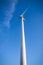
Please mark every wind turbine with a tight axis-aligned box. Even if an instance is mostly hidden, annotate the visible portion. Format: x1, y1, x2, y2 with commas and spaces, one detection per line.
20, 8, 28, 65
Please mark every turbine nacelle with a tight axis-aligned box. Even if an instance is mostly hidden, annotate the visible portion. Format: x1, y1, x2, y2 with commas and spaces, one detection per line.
19, 15, 25, 22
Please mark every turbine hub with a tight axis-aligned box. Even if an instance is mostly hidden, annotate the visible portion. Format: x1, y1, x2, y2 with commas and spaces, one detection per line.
19, 15, 25, 22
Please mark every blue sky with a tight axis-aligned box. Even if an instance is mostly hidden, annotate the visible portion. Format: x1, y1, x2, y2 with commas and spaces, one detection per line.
0, 0, 43, 65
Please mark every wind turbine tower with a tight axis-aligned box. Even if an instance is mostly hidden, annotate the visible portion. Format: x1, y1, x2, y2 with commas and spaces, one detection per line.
20, 9, 27, 65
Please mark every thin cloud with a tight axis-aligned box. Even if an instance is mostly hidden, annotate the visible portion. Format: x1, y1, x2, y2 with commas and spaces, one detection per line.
3, 0, 17, 28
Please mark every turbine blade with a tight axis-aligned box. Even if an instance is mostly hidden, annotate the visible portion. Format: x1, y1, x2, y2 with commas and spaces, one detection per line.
22, 8, 28, 16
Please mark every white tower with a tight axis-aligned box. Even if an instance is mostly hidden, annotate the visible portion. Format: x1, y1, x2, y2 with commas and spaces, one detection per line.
20, 9, 27, 65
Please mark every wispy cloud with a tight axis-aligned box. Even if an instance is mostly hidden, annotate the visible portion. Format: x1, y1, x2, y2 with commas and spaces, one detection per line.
2, 0, 17, 28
